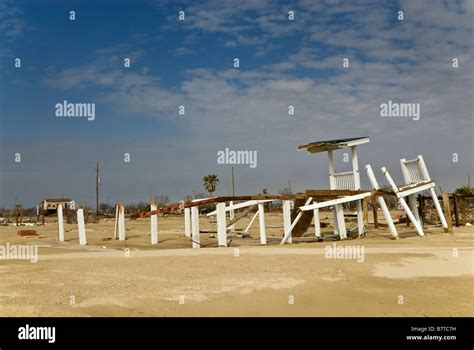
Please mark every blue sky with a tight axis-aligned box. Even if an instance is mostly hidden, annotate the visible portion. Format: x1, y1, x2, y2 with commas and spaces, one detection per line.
0, 0, 473, 208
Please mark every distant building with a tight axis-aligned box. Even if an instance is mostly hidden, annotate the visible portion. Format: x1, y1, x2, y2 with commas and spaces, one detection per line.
41, 198, 75, 215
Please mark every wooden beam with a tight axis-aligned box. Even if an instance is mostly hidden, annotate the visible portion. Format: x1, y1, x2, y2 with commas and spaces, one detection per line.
207, 199, 273, 216
418, 194, 425, 228
362, 198, 369, 224
453, 194, 460, 227
372, 199, 378, 229
280, 197, 313, 245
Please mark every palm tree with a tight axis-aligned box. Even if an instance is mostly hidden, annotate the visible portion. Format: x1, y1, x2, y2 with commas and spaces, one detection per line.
203, 174, 219, 197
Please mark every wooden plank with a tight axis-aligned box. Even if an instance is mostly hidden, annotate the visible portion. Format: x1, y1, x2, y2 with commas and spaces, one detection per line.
418, 194, 425, 228
453, 195, 460, 227
17, 230, 37, 237
362, 198, 369, 224
207, 200, 273, 216
372, 199, 378, 229
290, 198, 314, 237
281, 197, 313, 244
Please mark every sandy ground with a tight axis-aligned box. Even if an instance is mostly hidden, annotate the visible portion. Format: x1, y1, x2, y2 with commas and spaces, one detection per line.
0, 211, 473, 316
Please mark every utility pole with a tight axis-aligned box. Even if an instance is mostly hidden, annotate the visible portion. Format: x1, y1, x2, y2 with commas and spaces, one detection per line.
288, 179, 292, 194
96, 162, 99, 217
231, 166, 235, 196
468, 173, 471, 188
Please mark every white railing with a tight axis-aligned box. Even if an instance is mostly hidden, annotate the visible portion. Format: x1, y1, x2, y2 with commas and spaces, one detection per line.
402, 159, 425, 184
333, 171, 355, 190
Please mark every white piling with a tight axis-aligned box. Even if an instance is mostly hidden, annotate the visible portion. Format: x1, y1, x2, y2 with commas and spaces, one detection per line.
118, 204, 126, 241
217, 202, 227, 247
365, 164, 399, 238
258, 203, 267, 245
313, 206, 321, 238
351, 146, 365, 236
335, 205, 347, 239
429, 188, 448, 229
418, 155, 448, 229
282, 200, 292, 243
57, 204, 64, 242
150, 201, 158, 244
113, 205, 119, 239
77, 208, 87, 245
382, 167, 424, 236
191, 206, 200, 248
328, 150, 340, 235
184, 207, 191, 238
229, 201, 235, 231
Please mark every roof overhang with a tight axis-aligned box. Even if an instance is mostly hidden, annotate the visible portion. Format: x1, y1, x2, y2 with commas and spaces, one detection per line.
297, 137, 370, 154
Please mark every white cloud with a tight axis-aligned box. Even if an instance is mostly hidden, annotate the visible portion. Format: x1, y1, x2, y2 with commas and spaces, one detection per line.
24, 0, 473, 205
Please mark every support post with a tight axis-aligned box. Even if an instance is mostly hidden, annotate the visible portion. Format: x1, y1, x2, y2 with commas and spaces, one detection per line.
313, 206, 321, 238
351, 146, 364, 236
184, 207, 191, 238
57, 204, 64, 242
114, 205, 119, 239
229, 201, 235, 231
418, 194, 425, 228
372, 199, 379, 229
282, 200, 292, 243
336, 205, 347, 239
328, 151, 339, 235
441, 191, 453, 232
382, 167, 424, 236
430, 188, 449, 231
150, 200, 158, 244
258, 203, 267, 245
365, 165, 398, 238
191, 206, 200, 248
362, 198, 369, 224
216, 202, 227, 247
118, 204, 126, 241
77, 208, 87, 245
400, 159, 421, 226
